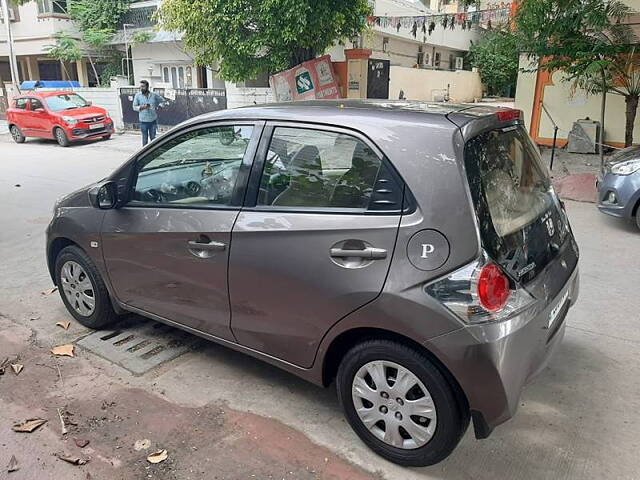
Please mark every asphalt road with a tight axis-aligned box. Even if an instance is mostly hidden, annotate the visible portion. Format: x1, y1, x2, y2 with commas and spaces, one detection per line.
1, 133, 639, 479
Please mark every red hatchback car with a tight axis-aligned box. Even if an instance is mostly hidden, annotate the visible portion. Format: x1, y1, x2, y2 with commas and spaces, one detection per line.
7, 91, 114, 147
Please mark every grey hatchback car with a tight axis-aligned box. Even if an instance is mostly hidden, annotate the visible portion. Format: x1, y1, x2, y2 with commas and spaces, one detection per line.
597, 145, 640, 229
47, 100, 579, 466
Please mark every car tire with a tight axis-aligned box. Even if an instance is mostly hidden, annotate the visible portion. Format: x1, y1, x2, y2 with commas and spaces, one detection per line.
54, 245, 118, 329
636, 207, 640, 231
54, 127, 70, 147
336, 339, 469, 467
10, 125, 26, 143
102, 134, 112, 141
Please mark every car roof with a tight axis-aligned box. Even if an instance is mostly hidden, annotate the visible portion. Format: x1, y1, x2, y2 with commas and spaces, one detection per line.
17, 90, 79, 98
192, 99, 511, 130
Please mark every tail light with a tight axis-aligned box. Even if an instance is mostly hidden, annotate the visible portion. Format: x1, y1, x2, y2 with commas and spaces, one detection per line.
477, 264, 510, 311
425, 253, 537, 325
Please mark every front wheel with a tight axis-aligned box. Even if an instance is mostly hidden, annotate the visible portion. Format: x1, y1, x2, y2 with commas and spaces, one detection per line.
636, 207, 640, 231
102, 134, 112, 141
336, 340, 469, 466
54, 245, 118, 329
54, 127, 70, 147
10, 125, 26, 143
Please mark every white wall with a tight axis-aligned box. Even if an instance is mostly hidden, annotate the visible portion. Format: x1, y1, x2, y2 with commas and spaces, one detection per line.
225, 83, 275, 109
0, 2, 79, 56
389, 65, 483, 102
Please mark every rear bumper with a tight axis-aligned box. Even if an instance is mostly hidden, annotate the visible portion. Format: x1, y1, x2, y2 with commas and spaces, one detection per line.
427, 265, 580, 438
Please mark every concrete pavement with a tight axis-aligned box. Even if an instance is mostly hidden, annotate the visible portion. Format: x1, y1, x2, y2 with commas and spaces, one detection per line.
1, 133, 639, 479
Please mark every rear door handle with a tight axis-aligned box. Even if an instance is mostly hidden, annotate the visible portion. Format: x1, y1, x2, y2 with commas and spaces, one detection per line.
330, 247, 387, 259
187, 240, 226, 251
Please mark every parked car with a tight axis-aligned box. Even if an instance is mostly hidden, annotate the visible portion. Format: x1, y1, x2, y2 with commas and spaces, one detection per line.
7, 91, 114, 147
597, 145, 640, 230
46, 101, 579, 466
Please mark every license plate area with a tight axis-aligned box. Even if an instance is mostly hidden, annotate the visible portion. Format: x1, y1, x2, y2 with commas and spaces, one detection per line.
89, 123, 104, 130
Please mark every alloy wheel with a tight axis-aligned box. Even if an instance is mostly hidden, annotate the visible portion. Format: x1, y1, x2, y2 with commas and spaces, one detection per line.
11, 126, 22, 142
352, 360, 437, 449
60, 261, 95, 317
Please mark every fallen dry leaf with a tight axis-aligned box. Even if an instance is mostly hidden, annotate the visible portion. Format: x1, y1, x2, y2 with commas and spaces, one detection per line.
12, 418, 47, 433
55, 453, 88, 465
7, 455, 18, 473
41, 287, 58, 295
134, 439, 151, 451
147, 449, 168, 464
10, 364, 23, 375
74, 438, 90, 448
51, 345, 74, 357
56, 321, 71, 330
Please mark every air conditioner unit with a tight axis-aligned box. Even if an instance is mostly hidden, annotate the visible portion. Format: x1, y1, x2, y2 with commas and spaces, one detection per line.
455, 57, 464, 70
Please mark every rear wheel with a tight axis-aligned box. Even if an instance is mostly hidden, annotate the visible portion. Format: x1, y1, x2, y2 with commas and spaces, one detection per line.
336, 340, 469, 466
54, 245, 118, 329
10, 125, 25, 143
54, 127, 70, 147
636, 207, 640, 231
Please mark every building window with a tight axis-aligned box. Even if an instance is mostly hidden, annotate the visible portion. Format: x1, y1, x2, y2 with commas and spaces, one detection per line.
434, 52, 441, 68
417, 46, 424, 65
161, 64, 193, 89
382, 37, 389, 53
449, 54, 455, 71
37, 0, 67, 15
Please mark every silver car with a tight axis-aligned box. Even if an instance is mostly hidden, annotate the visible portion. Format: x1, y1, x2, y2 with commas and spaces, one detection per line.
46, 101, 579, 466
597, 146, 640, 229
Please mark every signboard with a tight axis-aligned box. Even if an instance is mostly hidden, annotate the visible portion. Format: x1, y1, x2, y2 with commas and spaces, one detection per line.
270, 55, 342, 102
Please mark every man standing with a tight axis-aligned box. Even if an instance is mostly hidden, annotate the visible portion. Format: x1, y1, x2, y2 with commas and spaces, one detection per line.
132, 80, 164, 146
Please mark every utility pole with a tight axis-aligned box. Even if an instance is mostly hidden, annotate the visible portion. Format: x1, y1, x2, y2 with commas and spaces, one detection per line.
1, 0, 20, 92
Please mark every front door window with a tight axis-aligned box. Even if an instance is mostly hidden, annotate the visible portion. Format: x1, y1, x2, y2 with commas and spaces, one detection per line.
131, 125, 253, 207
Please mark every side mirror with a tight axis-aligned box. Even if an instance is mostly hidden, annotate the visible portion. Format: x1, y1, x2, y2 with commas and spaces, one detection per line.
86, 101, 93, 106
88, 181, 118, 209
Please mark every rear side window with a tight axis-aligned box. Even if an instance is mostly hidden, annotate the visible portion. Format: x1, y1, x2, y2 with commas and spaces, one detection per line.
14, 98, 27, 109
465, 126, 568, 281
257, 127, 399, 211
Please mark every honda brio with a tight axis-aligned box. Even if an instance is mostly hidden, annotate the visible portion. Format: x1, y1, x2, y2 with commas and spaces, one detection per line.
46, 100, 579, 466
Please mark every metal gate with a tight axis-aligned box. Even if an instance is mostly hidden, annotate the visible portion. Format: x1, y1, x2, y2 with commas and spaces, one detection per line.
119, 87, 227, 130
367, 59, 390, 100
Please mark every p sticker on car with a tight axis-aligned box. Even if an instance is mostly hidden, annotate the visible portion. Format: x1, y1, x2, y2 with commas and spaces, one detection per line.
407, 230, 450, 271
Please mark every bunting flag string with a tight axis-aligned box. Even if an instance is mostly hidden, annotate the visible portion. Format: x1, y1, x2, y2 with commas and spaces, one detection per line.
367, 7, 511, 37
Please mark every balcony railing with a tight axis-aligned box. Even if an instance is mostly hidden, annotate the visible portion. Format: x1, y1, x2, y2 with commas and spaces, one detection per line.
117, 6, 157, 29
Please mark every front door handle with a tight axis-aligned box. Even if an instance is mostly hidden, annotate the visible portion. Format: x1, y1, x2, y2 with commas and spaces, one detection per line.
188, 240, 226, 251
330, 247, 387, 259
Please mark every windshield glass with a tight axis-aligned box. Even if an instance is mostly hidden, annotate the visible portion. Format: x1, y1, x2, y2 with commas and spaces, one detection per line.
44, 93, 88, 112
465, 126, 569, 282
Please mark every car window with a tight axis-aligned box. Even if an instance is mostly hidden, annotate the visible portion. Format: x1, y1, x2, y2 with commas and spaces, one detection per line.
44, 93, 88, 112
15, 98, 27, 109
131, 125, 253, 207
30, 98, 44, 110
257, 127, 382, 210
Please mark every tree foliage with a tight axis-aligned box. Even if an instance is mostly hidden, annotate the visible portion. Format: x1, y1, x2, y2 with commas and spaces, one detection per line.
67, 0, 130, 32
514, 0, 639, 146
468, 28, 519, 96
156, 0, 371, 82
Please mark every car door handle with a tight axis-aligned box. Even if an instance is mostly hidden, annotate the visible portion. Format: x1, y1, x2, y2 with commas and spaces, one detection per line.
330, 247, 387, 259
187, 240, 226, 251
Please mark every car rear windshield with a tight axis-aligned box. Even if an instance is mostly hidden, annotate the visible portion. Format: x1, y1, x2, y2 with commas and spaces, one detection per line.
464, 125, 568, 282
45, 93, 88, 112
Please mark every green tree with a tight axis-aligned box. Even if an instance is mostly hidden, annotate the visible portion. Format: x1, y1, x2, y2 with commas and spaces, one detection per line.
156, 0, 371, 82
82, 28, 113, 86
514, 0, 638, 153
67, 0, 130, 32
45, 32, 82, 80
468, 28, 519, 96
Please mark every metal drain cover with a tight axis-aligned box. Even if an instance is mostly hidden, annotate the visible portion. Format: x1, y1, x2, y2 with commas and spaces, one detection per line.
77, 317, 200, 375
